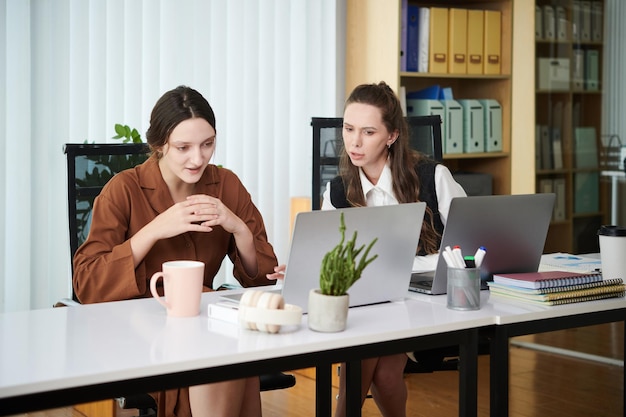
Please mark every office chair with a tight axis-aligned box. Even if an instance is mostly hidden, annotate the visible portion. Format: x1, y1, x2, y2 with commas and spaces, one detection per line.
311, 115, 444, 210
61, 143, 296, 417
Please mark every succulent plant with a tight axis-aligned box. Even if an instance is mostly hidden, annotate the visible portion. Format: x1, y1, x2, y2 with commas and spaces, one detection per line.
319, 212, 378, 296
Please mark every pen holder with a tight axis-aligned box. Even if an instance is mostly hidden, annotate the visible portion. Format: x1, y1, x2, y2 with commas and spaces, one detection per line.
446, 267, 481, 311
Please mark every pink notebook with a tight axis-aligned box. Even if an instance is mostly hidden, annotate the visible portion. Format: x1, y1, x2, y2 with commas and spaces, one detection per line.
492, 270, 603, 289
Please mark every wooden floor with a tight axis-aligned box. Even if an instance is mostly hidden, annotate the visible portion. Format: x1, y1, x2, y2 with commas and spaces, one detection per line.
10, 323, 624, 417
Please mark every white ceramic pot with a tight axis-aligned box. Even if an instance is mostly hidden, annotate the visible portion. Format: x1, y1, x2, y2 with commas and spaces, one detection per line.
307, 289, 349, 332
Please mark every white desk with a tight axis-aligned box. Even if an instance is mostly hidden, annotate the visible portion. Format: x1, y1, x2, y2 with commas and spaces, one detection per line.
486, 294, 626, 417
0, 291, 493, 417
408, 290, 626, 417
4, 288, 623, 417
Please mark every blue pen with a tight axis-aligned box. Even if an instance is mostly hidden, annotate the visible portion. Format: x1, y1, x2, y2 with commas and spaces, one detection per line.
474, 246, 486, 268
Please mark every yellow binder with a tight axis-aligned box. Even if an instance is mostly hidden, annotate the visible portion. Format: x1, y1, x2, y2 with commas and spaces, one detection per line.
429, 7, 448, 74
483, 10, 501, 74
448, 8, 467, 74
466, 9, 484, 75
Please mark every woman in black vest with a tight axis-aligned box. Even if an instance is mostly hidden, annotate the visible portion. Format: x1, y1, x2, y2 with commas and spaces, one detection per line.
325, 82, 466, 417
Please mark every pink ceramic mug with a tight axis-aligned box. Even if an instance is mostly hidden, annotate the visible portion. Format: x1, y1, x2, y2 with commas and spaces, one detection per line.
150, 260, 205, 317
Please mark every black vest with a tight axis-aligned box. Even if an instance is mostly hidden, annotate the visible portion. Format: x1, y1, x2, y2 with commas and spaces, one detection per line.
328, 161, 444, 255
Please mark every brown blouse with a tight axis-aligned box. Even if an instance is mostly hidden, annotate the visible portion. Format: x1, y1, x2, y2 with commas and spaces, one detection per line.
73, 156, 277, 417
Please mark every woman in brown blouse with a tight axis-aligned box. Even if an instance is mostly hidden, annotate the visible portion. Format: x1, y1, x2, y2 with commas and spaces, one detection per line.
73, 85, 279, 417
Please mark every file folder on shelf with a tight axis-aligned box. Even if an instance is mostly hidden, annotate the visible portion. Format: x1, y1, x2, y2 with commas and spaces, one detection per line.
448, 8, 467, 74
572, 49, 585, 91
407, 85, 441, 100
591, 1, 603, 42
580, 1, 592, 42
406, 99, 445, 127
574, 172, 599, 213
574, 127, 599, 168
405, 4, 419, 72
441, 99, 463, 154
418, 7, 430, 72
467, 9, 484, 75
542, 5, 556, 41
538, 58, 570, 90
401, 0, 407, 71
572, 0, 582, 42
585, 49, 599, 91
459, 100, 485, 153
429, 7, 448, 74
535, 6, 543, 40
553, 177, 566, 221
483, 10, 501, 75
556, 6, 568, 41
479, 99, 503, 152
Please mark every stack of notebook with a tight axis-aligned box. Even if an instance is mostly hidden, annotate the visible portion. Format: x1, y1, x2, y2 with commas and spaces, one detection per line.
487, 270, 625, 306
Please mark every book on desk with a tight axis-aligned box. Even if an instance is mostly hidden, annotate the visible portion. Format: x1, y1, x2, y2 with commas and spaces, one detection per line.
488, 278, 625, 306
492, 270, 603, 289
489, 269, 625, 306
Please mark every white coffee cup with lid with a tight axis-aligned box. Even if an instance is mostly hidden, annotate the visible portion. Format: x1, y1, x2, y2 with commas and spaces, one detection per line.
597, 225, 626, 280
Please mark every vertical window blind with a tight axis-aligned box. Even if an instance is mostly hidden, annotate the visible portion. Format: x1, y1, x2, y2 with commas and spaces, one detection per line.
0, 0, 343, 312
603, 1, 626, 144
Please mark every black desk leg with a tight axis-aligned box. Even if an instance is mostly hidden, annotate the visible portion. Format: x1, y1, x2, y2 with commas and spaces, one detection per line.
345, 360, 362, 417
459, 328, 478, 417
490, 326, 510, 417
316, 364, 332, 417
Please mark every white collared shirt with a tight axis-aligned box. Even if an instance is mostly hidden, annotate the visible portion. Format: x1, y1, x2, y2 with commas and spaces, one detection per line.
359, 161, 398, 206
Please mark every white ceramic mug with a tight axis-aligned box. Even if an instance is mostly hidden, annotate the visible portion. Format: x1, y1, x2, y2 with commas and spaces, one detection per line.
150, 260, 205, 317
597, 225, 626, 280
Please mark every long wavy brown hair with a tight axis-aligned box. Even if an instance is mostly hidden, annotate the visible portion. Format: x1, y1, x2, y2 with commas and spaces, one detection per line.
339, 81, 440, 254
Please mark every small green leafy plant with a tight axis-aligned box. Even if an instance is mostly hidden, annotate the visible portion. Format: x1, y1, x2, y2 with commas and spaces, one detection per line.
319, 212, 378, 296
74, 124, 148, 244
112, 123, 143, 143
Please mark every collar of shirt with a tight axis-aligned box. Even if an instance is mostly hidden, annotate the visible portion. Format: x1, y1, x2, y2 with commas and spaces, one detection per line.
359, 160, 398, 206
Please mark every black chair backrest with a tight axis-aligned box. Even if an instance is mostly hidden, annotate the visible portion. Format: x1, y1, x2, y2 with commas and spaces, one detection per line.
64, 143, 150, 278
311, 114, 443, 210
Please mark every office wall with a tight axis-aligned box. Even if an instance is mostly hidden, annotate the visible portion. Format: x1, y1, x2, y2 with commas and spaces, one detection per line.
0, 0, 343, 312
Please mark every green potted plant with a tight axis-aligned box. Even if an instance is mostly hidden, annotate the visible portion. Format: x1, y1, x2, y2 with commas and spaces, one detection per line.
308, 212, 378, 332
74, 125, 148, 243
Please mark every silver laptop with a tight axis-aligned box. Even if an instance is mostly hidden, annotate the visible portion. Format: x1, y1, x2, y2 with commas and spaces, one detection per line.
410, 193, 556, 295
281, 203, 425, 312
223, 203, 426, 312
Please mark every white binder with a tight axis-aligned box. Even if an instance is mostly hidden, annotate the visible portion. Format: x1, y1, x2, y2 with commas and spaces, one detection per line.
591, 1, 603, 42
406, 99, 445, 122
572, 49, 585, 91
581, 1, 592, 42
556, 6, 568, 41
479, 99, 502, 152
459, 100, 485, 153
542, 5, 556, 41
572, 1, 582, 42
441, 100, 463, 154
535, 6, 543, 40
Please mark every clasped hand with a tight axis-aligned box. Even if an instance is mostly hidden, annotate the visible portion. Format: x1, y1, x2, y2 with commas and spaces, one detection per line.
151, 194, 246, 240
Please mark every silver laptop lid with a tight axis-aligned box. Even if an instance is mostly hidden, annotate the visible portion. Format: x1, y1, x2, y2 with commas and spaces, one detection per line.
425, 193, 556, 295
282, 203, 426, 313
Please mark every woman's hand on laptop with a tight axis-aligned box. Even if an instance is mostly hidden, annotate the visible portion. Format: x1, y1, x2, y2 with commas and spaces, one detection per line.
266, 264, 286, 281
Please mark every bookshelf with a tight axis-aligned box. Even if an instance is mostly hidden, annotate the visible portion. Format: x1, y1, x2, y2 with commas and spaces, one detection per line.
345, 0, 534, 199
535, 0, 608, 254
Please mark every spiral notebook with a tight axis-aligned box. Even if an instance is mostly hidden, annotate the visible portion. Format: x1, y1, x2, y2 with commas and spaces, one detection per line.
492, 270, 604, 289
